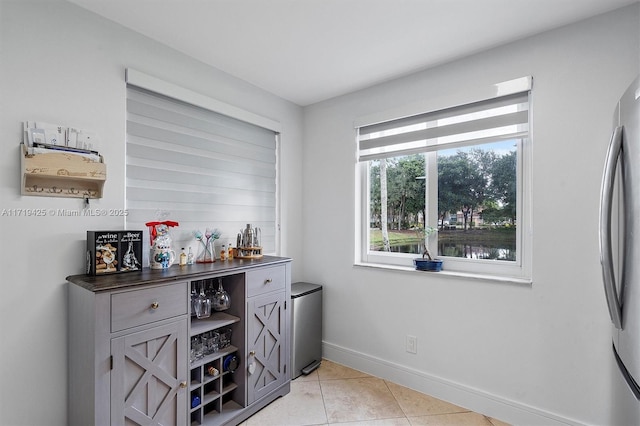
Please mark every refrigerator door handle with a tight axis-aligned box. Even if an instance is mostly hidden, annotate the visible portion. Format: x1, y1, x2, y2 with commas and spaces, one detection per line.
600, 125, 624, 330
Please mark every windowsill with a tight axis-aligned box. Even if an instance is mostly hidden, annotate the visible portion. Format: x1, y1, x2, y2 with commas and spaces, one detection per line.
353, 261, 532, 286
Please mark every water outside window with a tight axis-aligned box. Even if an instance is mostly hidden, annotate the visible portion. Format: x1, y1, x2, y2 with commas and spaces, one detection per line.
368, 140, 518, 261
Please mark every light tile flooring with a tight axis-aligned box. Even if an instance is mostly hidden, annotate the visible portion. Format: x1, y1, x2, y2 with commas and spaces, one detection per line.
240, 359, 511, 426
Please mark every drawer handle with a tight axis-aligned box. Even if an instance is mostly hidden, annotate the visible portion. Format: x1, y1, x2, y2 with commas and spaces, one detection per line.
179, 381, 187, 389
150, 302, 159, 310
264, 278, 272, 285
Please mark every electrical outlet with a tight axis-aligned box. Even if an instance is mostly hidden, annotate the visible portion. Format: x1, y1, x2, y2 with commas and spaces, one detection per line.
406, 335, 417, 354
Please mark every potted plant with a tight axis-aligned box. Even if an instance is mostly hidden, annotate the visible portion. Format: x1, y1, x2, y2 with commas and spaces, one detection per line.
413, 226, 443, 272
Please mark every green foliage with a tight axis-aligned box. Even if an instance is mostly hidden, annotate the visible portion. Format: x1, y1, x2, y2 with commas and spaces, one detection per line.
369, 145, 517, 232
369, 155, 425, 229
490, 150, 517, 223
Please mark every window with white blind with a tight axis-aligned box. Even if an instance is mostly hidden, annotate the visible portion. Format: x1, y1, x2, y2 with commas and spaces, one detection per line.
355, 77, 532, 281
125, 71, 279, 263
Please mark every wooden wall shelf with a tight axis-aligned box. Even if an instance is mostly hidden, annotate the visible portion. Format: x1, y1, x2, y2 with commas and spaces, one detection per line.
20, 143, 106, 199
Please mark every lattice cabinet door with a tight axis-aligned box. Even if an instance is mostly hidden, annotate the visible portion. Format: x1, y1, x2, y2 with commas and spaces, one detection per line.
247, 291, 287, 404
111, 319, 188, 426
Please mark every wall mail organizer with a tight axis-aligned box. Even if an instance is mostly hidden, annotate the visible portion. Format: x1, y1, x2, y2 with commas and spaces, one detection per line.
20, 143, 106, 199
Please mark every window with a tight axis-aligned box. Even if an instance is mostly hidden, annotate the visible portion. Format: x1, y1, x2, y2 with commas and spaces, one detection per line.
124, 70, 280, 264
356, 78, 532, 280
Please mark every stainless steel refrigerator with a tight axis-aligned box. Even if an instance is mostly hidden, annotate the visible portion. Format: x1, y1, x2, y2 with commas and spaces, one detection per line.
600, 75, 640, 424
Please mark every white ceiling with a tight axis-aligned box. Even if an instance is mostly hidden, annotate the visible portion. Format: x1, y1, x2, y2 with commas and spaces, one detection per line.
68, 0, 638, 106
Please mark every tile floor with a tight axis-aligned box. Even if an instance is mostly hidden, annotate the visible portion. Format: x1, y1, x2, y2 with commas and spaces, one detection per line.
240, 359, 511, 426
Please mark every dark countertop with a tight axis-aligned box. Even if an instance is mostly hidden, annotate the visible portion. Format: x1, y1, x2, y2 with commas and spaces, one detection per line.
67, 255, 291, 292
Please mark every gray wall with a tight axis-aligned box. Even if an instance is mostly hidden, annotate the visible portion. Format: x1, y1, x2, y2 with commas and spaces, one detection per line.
2, 0, 639, 425
0, 1, 303, 425
302, 4, 639, 425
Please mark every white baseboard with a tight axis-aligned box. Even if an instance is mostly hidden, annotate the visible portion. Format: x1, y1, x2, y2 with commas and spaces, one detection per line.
322, 341, 584, 426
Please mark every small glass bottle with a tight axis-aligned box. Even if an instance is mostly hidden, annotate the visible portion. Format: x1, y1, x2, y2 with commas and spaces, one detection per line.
179, 248, 187, 266
187, 246, 194, 265
220, 244, 227, 261
228, 244, 234, 260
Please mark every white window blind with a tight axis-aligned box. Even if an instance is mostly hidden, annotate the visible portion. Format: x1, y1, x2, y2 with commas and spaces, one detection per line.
358, 91, 529, 161
125, 85, 278, 257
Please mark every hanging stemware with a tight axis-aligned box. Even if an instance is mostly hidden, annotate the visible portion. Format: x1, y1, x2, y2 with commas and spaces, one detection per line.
195, 282, 211, 319
213, 278, 230, 311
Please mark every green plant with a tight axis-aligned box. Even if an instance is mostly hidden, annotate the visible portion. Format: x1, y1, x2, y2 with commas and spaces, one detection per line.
415, 225, 438, 260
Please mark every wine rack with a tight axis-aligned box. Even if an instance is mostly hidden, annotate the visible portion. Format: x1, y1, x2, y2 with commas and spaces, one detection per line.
189, 274, 246, 425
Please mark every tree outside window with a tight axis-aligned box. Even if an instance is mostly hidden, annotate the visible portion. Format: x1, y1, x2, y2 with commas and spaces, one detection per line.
356, 79, 531, 278
368, 140, 517, 261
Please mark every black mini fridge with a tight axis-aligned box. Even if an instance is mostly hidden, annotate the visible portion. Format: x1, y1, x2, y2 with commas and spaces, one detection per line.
291, 282, 323, 379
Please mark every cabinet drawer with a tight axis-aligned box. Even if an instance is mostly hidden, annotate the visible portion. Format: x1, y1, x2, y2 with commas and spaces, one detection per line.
246, 265, 285, 297
111, 282, 188, 332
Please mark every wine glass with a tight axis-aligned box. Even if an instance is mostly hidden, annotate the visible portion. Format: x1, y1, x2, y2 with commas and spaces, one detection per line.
190, 284, 198, 316
213, 278, 230, 311
195, 282, 211, 319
